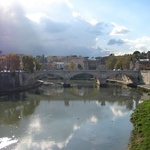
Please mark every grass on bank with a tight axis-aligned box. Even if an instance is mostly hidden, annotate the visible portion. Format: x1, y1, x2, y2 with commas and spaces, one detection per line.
129, 100, 150, 150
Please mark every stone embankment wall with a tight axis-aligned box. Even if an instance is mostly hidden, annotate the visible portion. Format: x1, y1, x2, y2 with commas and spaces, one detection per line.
0, 72, 35, 90
121, 70, 150, 85
140, 70, 150, 85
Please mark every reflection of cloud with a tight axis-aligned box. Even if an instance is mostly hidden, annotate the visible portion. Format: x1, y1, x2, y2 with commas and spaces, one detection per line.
0, 137, 18, 149
28, 115, 41, 134
13, 114, 76, 150
110, 105, 127, 119
73, 124, 80, 131
89, 116, 98, 124
14, 134, 74, 150
95, 101, 101, 107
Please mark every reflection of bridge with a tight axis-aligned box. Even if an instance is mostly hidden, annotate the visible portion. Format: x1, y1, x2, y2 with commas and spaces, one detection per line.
34, 70, 140, 87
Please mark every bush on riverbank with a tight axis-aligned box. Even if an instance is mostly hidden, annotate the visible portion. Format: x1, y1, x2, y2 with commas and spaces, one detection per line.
129, 100, 150, 150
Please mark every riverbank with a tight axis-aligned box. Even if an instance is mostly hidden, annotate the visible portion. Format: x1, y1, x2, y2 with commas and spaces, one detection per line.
107, 79, 150, 91
128, 100, 150, 150
137, 85, 150, 95
107, 79, 150, 149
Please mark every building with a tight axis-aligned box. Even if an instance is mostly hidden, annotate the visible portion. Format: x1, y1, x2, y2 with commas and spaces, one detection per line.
139, 59, 150, 70
44, 55, 86, 70
147, 51, 150, 59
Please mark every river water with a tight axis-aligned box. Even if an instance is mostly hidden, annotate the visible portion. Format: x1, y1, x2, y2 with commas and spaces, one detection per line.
0, 81, 150, 150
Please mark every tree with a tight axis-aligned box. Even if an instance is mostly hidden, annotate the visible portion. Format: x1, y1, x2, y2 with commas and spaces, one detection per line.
0, 56, 6, 70
22, 55, 42, 72
114, 56, 123, 69
133, 51, 140, 55
77, 64, 83, 70
109, 53, 115, 56
68, 62, 76, 70
133, 51, 140, 60
33, 58, 42, 70
4, 53, 20, 71
105, 55, 117, 70
22, 55, 35, 73
122, 55, 132, 70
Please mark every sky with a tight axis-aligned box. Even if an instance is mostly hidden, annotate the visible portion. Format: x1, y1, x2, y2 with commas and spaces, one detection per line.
0, 0, 150, 57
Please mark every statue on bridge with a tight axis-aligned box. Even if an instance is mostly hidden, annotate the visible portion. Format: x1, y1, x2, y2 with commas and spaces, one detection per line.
130, 60, 140, 70
135, 60, 140, 70
130, 61, 134, 70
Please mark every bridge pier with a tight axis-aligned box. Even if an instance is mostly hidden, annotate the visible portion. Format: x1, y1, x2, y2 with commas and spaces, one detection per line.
94, 77, 100, 87
100, 78, 107, 87
63, 78, 71, 88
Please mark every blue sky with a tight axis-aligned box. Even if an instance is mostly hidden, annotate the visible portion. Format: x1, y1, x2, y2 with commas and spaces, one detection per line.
0, 0, 150, 57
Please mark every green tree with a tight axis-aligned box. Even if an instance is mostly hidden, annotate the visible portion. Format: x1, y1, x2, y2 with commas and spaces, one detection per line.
68, 62, 76, 70
122, 55, 132, 70
114, 56, 123, 69
133, 51, 140, 60
22, 55, 34, 73
105, 55, 117, 70
33, 58, 42, 70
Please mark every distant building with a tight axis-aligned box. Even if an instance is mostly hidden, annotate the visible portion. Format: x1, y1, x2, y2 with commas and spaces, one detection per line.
55, 62, 65, 70
45, 55, 86, 70
147, 51, 150, 59
139, 59, 150, 70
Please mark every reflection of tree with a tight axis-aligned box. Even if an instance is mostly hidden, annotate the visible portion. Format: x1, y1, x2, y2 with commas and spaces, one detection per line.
38, 83, 143, 110
0, 93, 40, 125
64, 100, 69, 106
69, 85, 99, 98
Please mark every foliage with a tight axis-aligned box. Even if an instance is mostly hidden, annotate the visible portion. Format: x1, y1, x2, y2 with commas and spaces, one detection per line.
133, 51, 140, 55
68, 62, 76, 70
22, 55, 41, 73
0, 53, 20, 71
135, 51, 148, 59
105, 55, 117, 70
22, 55, 35, 73
122, 55, 132, 70
105, 53, 137, 70
34, 58, 42, 70
77, 64, 83, 70
129, 100, 150, 150
114, 56, 123, 69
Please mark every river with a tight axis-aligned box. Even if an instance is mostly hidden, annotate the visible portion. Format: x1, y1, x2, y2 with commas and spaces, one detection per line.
0, 81, 150, 150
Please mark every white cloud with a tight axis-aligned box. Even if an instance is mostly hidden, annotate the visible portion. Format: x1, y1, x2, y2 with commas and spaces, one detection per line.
0, 0, 112, 57
123, 36, 150, 53
110, 22, 131, 35
26, 13, 48, 23
128, 36, 150, 44
86, 18, 98, 26
72, 11, 81, 17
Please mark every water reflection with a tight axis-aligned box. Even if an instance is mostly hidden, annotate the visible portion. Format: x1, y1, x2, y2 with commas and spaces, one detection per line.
0, 83, 150, 150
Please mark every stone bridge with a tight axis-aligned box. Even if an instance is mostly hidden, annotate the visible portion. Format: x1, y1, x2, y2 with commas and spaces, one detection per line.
34, 70, 141, 87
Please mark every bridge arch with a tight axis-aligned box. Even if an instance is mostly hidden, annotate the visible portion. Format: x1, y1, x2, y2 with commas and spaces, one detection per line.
35, 72, 64, 80
69, 72, 98, 79
105, 71, 139, 84
33, 70, 140, 87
